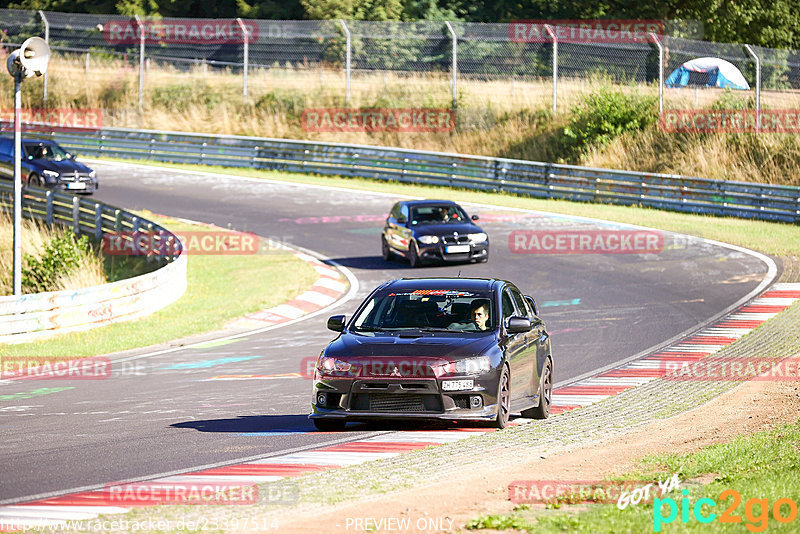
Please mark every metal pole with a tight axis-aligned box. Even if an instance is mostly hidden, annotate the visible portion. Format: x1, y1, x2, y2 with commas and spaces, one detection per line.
544, 25, 557, 114
237, 18, 249, 103
13, 74, 22, 296
135, 15, 145, 113
445, 21, 457, 109
649, 32, 664, 115
339, 20, 351, 105
744, 44, 761, 133
38, 10, 49, 104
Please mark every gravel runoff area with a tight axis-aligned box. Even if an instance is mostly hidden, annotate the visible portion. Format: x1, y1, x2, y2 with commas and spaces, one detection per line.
86, 268, 800, 534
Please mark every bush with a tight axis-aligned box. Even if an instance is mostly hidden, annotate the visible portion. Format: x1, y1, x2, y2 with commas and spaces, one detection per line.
22, 232, 91, 293
561, 86, 657, 157
711, 88, 755, 111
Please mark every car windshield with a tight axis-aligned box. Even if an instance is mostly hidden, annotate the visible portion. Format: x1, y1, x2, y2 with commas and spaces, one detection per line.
409, 205, 466, 225
24, 143, 70, 161
352, 289, 495, 333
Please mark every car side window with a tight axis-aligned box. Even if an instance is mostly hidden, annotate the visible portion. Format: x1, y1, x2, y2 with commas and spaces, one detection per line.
509, 286, 527, 317
389, 203, 401, 220
399, 204, 409, 222
522, 297, 536, 319
501, 289, 516, 324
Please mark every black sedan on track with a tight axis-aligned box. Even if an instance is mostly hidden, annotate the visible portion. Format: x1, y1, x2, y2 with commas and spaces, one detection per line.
381, 199, 489, 267
309, 277, 553, 430
0, 137, 98, 194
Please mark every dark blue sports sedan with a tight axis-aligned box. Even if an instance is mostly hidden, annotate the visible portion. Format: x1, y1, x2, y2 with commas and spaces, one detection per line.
381, 199, 489, 267
309, 277, 553, 430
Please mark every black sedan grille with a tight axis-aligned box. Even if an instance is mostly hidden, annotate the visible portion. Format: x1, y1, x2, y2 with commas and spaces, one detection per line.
442, 235, 470, 244
61, 172, 93, 182
351, 393, 443, 413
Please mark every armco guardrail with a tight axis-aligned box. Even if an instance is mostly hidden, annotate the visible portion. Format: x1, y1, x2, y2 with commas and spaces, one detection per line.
20, 126, 800, 224
0, 182, 187, 344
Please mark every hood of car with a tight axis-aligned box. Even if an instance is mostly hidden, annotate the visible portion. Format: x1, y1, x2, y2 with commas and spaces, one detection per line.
326, 332, 495, 360
410, 222, 482, 237
33, 159, 92, 175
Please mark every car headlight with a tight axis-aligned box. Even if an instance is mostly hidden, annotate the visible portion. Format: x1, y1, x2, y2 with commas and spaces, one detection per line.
42, 170, 59, 179
455, 356, 491, 375
418, 235, 439, 244
89, 170, 96, 179
318, 356, 358, 377
467, 232, 488, 244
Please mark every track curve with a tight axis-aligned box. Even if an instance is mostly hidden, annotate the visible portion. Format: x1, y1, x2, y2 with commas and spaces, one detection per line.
0, 161, 775, 503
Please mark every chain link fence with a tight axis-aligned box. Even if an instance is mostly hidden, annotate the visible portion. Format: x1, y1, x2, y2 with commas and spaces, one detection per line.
2, 9, 800, 116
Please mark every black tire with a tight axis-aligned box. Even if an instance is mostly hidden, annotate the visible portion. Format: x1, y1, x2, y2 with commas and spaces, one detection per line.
312, 418, 346, 431
27, 172, 42, 188
492, 365, 511, 429
523, 358, 552, 420
381, 235, 392, 261
408, 240, 421, 268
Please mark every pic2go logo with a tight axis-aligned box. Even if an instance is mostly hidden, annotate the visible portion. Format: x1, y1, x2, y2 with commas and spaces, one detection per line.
654, 489, 798, 532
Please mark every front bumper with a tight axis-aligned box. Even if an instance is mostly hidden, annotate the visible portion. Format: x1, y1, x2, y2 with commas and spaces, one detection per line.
310, 373, 500, 422
55, 179, 98, 194
417, 242, 489, 263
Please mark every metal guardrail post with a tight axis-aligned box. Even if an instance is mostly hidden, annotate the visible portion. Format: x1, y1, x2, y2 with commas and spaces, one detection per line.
236, 18, 249, 104
339, 20, 351, 106
134, 15, 145, 113
72, 196, 80, 235
46, 190, 53, 224
445, 22, 458, 110
38, 10, 49, 104
94, 204, 103, 239
649, 32, 664, 115
544, 25, 557, 115
744, 44, 761, 134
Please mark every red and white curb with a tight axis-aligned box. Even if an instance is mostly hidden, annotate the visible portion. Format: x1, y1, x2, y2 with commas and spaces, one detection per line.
0, 426, 538, 530
550, 282, 800, 414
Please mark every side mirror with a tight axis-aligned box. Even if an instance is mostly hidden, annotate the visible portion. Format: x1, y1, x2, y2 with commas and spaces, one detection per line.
471, 214, 480, 221
525, 295, 539, 316
506, 316, 532, 334
396, 217, 407, 226
69, 153, 77, 160
327, 315, 346, 332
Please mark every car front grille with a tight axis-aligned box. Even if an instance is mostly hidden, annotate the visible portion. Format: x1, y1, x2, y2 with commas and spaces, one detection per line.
442, 235, 470, 244
351, 393, 443, 413
61, 172, 93, 182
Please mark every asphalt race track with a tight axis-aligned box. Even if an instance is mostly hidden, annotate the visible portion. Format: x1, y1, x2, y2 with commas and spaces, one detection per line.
0, 161, 775, 503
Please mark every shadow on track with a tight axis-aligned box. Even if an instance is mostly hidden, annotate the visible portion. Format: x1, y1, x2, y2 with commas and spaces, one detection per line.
170, 415, 490, 433
327, 256, 475, 271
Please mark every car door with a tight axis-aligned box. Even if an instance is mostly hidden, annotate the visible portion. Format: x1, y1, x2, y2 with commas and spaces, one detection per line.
386, 203, 412, 253
0, 139, 14, 178
508, 285, 538, 400
501, 286, 532, 403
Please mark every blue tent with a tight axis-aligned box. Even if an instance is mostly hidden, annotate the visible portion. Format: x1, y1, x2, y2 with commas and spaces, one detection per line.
666, 57, 750, 90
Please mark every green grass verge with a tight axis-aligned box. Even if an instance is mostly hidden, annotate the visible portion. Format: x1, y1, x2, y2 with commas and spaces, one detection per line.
94, 157, 800, 259
0, 213, 318, 359
466, 419, 800, 533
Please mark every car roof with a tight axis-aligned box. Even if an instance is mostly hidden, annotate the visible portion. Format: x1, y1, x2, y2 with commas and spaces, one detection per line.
401, 199, 460, 208
379, 277, 505, 292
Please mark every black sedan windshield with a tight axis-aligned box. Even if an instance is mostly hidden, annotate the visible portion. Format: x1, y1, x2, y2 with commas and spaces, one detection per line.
410, 205, 467, 225
24, 143, 70, 161
352, 289, 495, 332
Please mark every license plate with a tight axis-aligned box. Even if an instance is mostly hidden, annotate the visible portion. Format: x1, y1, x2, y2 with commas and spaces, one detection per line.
445, 245, 470, 254
442, 379, 474, 391
67, 182, 86, 190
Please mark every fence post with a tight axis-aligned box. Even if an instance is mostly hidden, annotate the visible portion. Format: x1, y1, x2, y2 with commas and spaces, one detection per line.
744, 44, 761, 133
72, 196, 80, 235
94, 204, 103, 239
339, 19, 351, 105
649, 32, 664, 115
445, 22, 458, 110
46, 190, 53, 225
544, 25, 557, 115
38, 10, 49, 104
85, 51, 90, 74
236, 18, 249, 104
134, 15, 145, 113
